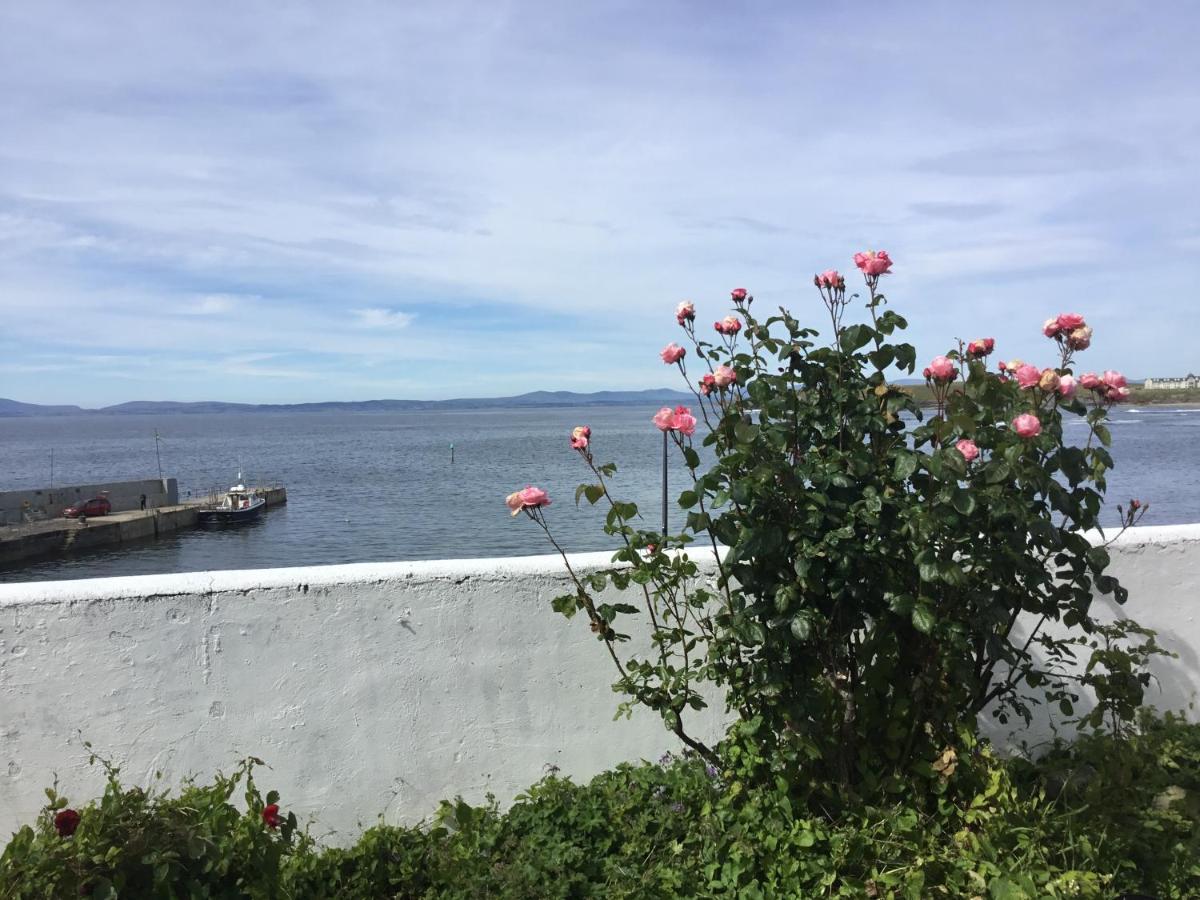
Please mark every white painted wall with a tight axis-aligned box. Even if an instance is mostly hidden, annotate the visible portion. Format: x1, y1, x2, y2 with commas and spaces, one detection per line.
0, 525, 1197, 843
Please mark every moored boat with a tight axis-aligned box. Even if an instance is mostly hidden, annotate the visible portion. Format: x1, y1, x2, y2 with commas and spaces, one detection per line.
197, 484, 266, 527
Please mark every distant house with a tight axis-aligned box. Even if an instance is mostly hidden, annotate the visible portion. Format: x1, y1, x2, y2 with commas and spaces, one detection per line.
1143, 374, 1199, 390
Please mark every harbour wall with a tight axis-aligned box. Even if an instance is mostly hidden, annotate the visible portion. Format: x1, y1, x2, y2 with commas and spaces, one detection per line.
0, 478, 179, 525
0, 486, 286, 567
0, 524, 1197, 842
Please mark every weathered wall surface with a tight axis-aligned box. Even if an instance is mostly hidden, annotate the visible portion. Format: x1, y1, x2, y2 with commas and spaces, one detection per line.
0, 525, 1196, 842
0, 478, 179, 524
0, 550, 727, 842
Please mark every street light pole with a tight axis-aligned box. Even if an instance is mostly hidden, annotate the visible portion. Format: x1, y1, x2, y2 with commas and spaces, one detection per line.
661, 430, 668, 536
154, 430, 163, 481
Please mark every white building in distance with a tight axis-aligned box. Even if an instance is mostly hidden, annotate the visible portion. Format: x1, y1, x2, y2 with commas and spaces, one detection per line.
1143, 373, 1199, 390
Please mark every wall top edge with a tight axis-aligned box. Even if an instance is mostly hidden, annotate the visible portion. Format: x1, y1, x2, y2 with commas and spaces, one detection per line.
0, 523, 1196, 607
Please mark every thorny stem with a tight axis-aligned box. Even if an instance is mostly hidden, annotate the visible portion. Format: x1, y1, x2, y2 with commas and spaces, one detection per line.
528, 509, 629, 681
579, 447, 715, 754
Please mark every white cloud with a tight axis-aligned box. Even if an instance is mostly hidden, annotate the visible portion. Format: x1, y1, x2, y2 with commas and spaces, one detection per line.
0, 1, 1197, 403
186, 293, 240, 315
351, 307, 414, 329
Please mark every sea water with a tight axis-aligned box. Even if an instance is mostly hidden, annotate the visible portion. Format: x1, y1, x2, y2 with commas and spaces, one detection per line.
1, 405, 1197, 582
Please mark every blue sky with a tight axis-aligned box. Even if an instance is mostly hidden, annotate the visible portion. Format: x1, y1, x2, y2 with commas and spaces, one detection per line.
1, 1, 1197, 406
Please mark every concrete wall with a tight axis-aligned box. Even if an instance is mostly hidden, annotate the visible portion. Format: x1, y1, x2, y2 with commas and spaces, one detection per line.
0, 526, 1197, 843
0, 478, 179, 525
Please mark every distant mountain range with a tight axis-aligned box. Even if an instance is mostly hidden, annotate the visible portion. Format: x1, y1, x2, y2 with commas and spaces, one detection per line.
0, 389, 696, 417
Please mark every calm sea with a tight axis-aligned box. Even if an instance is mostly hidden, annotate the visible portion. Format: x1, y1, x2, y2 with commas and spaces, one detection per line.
2, 405, 1197, 583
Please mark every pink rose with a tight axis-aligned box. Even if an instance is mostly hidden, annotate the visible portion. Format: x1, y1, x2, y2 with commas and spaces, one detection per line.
1038, 368, 1061, 392
1056, 312, 1086, 331
1042, 318, 1062, 338
1102, 370, 1127, 389
927, 355, 955, 382
1079, 372, 1102, 390
653, 407, 675, 431
966, 338, 995, 358
922, 367, 932, 379
518, 486, 550, 508
660, 343, 686, 365
675, 301, 695, 325
714, 316, 742, 335
1066, 325, 1092, 351
816, 269, 842, 288
1015, 364, 1041, 389
699, 373, 716, 396
955, 439, 980, 462
730, 288, 749, 304
1012, 414, 1042, 438
712, 364, 737, 388
854, 250, 892, 275
671, 405, 697, 436
570, 425, 591, 450
1106, 385, 1131, 403
508, 485, 550, 515
1057, 374, 1077, 398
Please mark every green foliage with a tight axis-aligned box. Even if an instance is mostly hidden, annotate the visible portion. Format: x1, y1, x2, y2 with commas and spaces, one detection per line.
0, 749, 301, 899
5, 716, 1199, 897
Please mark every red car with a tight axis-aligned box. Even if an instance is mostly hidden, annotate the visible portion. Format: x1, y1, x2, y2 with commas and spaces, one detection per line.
63, 497, 112, 518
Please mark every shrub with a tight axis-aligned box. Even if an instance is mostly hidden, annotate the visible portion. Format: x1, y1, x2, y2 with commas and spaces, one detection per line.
0, 749, 300, 899
511, 251, 1164, 810
4, 717, 1198, 898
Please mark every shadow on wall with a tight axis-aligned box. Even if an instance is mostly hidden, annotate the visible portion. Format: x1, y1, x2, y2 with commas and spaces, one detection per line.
979, 572, 1200, 756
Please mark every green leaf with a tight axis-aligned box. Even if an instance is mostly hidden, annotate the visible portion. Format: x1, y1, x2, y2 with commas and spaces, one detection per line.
734, 420, 758, 444
551, 594, 578, 617
894, 343, 917, 373
1086, 546, 1110, 571
951, 488, 976, 515
912, 604, 936, 634
1094, 424, 1112, 447
987, 876, 1027, 900
983, 461, 1011, 484
678, 489, 698, 509
893, 453, 918, 481
790, 614, 812, 641
868, 347, 894, 370
839, 324, 873, 353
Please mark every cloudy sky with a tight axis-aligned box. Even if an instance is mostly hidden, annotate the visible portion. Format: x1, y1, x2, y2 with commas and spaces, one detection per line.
2, 1, 1197, 406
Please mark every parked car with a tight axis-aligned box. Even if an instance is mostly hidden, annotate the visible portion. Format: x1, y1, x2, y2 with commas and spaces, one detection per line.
63, 497, 112, 518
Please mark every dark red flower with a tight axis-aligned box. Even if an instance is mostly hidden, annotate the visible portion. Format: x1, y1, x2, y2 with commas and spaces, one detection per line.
54, 809, 81, 837
261, 803, 283, 829
730, 287, 748, 303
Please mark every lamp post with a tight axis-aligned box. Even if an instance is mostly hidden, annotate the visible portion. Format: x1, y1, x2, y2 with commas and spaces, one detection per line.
661, 430, 668, 536
154, 430, 163, 481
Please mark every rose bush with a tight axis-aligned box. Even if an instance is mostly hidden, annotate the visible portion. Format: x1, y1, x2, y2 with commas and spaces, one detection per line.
514, 250, 1162, 808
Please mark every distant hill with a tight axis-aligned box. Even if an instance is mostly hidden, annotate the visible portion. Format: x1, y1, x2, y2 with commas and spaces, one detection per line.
0, 398, 86, 417
0, 389, 695, 417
